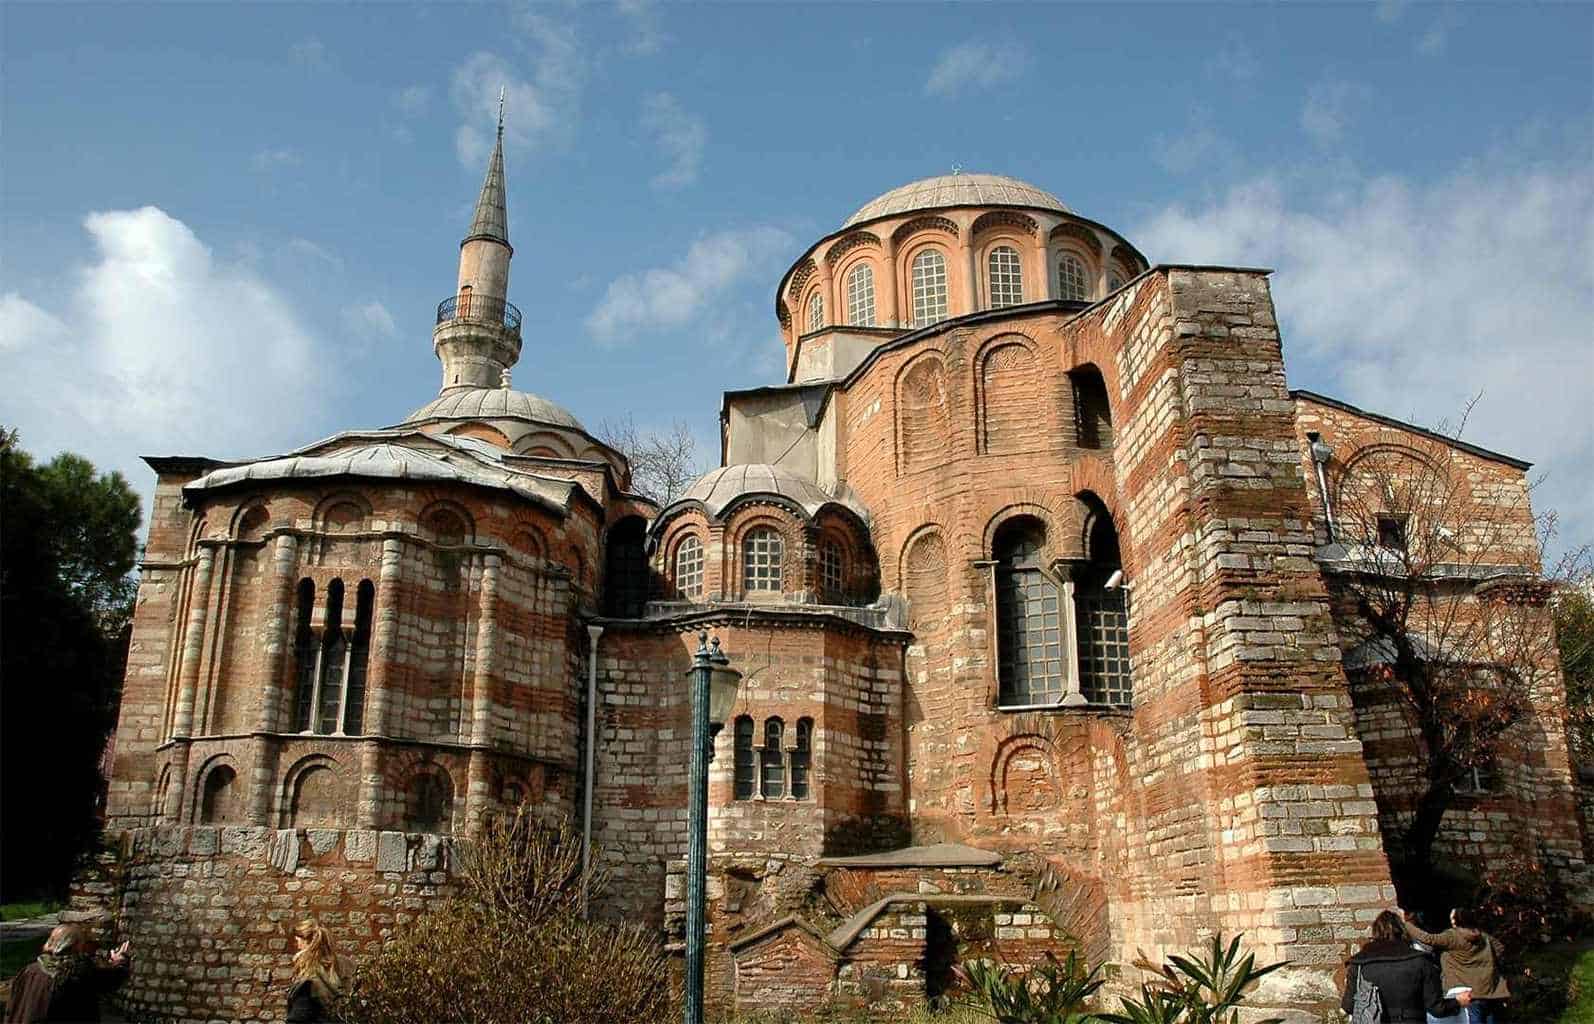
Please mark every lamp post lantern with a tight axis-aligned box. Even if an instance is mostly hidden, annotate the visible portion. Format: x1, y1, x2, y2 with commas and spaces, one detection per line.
684, 632, 740, 1024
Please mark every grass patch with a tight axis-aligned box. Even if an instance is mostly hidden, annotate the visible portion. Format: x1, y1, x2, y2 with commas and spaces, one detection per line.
1511, 941, 1594, 1024
0, 901, 60, 923
1, 936, 42, 982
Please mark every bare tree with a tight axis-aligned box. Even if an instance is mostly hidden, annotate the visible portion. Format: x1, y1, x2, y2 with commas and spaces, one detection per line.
598, 415, 707, 506
1323, 409, 1568, 877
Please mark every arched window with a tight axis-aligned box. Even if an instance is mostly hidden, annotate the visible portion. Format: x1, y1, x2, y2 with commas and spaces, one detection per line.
199, 764, 239, 825
291, 579, 318, 732
732, 716, 755, 799
760, 718, 786, 798
910, 248, 949, 327
343, 581, 374, 735
604, 516, 649, 617
988, 246, 1023, 308
1068, 365, 1113, 450
819, 540, 844, 603
1057, 252, 1090, 302
406, 769, 454, 833
743, 527, 784, 594
807, 291, 824, 333
846, 263, 876, 326
289, 763, 341, 828
994, 518, 1065, 707
1076, 498, 1131, 705
674, 535, 704, 600
791, 718, 813, 800
315, 580, 347, 734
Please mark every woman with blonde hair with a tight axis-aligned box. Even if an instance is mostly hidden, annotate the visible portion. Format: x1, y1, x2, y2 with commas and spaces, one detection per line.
286, 918, 351, 1024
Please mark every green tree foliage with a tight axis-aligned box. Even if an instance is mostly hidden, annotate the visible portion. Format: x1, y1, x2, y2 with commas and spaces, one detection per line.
0, 428, 141, 901
953, 949, 1107, 1023
341, 810, 674, 1024
1553, 581, 1594, 766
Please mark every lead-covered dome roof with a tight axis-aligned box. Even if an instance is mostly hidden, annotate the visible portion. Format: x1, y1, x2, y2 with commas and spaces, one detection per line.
404, 387, 584, 430
843, 173, 1069, 228
659, 463, 871, 526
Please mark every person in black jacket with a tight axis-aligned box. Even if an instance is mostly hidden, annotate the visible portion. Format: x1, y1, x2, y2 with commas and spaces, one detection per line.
1343, 911, 1471, 1023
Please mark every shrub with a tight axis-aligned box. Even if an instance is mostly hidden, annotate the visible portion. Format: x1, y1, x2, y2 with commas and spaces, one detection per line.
1098, 934, 1286, 1024
1473, 847, 1590, 950
340, 809, 675, 1024
952, 948, 1107, 1023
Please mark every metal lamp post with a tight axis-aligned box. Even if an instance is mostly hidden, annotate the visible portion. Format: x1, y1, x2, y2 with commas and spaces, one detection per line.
684, 632, 740, 1024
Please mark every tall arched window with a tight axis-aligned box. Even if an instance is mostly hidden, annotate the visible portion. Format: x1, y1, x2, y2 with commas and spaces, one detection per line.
988, 246, 1023, 308
910, 248, 949, 327
674, 534, 704, 600
760, 718, 786, 798
819, 540, 845, 603
342, 580, 374, 735
994, 519, 1065, 707
732, 716, 756, 799
604, 516, 649, 617
846, 263, 876, 326
791, 718, 813, 800
291, 579, 318, 732
807, 291, 824, 333
406, 769, 454, 833
1057, 252, 1090, 302
1076, 497, 1132, 705
315, 580, 347, 734
743, 528, 784, 593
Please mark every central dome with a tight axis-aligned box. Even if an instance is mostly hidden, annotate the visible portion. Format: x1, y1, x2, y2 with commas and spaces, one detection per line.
403, 387, 584, 431
843, 173, 1068, 228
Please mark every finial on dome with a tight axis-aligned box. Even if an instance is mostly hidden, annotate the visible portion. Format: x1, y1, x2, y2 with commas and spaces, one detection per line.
951, 163, 962, 176
500, 367, 512, 390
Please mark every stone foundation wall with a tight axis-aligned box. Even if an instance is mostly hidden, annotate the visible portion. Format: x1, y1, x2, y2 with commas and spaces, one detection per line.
75, 825, 460, 1024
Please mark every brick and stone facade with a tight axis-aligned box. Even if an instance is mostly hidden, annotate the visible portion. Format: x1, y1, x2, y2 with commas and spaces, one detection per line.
76, 166, 1588, 1023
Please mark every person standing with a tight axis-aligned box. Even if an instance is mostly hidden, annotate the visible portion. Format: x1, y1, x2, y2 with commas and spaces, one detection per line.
1402, 907, 1510, 1024
1343, 911, 1469, 1023
3, 924, 130, 1023
285, 918, 352, 1024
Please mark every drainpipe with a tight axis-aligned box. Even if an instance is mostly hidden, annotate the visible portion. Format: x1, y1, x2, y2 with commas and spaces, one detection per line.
581, 624, 604, 920
1307, 432, 1336, 543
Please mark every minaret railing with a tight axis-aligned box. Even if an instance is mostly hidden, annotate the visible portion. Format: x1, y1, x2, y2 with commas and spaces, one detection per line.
435, 294, 522, 335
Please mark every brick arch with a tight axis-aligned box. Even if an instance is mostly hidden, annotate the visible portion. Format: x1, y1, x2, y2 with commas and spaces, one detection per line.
981, 501, 1064, 562
279, 753, 348, 829
1048, 222, 1104, 256
229, 500, 272, 541
419, 499, 475, 545
725, 506, 805, 598
899, 526, 951, 628
823, 230, 880, 267
989, 733, 1062, 816
514, 431, 577, 459
787, 257, 817, 302
446, 422, 511, 448
663, 521, 710, 600
511, 521, 547, 559
312, 491, 372, 534
895, 352, 951, 476
891, 215, 960, 248
975, 335, 1042, 455
1073, 490, 1127, 566
813, 507, 877, 604
192, 753, 243, 825
971, 210, 1038, 238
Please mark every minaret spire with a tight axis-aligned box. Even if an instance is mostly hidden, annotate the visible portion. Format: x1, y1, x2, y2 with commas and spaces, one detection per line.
464, 93, 509, 251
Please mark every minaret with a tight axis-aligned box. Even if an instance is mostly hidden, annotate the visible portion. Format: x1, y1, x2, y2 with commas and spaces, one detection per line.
434, 89, 521, 392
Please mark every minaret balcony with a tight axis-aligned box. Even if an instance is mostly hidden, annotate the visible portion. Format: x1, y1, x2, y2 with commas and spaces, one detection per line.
436, 294, 522, 338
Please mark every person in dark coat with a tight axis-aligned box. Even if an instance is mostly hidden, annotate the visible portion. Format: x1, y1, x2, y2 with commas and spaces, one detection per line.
1343, 911, 1471, 1023
285, 917, 352, 1024
3, 924, 130, 1023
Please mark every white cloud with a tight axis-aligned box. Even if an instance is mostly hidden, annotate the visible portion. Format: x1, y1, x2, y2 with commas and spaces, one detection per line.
1134, 155, 1594, 545
451, 20, 584, 168
0, 207, 335, 505
1206, 36, 1259, 81
343, 300, 397, 341
1153, 107, 1228, 175
284, 237, 343, 271
395, 85, 431, 117
924, 39, 1030, 97
289, 36, 329, 70
1301, 79, 1372, 147
251, 147, 302, 173
617, 0, 667, 55
585, 226, 794, 344
641, 92, 706, 190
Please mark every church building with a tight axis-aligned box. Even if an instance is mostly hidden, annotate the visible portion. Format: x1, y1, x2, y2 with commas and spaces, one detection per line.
86, 114, 1590, 1022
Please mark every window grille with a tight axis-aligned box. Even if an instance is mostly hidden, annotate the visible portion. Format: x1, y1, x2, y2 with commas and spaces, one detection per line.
291, 580, 318, 732
846, 263, 876, 326
760, 718, 786, 798
819, 540, 844, 602
910, 249, 949, 327
743, 528, 784, 593
1057, 252, 1089, 301
988, 246, 1024, 308
341, 581, 374, 735
791, 718, 813, 800
995, 526, 1066, 705
1077, 590, 1132, 705
675, 535, 704, 599
807, 291, 824, 333
732, 716, 756, 799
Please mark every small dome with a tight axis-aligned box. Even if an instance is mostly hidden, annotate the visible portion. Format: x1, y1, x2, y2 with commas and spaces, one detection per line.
674, 464, 869, 523
843, 173, 1068, 228
404, 387, 584, 431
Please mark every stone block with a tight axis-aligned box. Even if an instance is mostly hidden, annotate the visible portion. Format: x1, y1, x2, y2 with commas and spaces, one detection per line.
345, 831, 376, 862
306, 829, 340, 857
376, 832, 408, 873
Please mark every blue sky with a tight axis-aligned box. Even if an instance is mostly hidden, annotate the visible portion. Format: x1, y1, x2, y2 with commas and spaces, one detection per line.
3, 1, 1591, 546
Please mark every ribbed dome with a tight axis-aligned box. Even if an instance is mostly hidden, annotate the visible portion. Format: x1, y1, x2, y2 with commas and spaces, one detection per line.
843, 174, 1068, 228
404, 387, 584, 430
675, 464, 869, 523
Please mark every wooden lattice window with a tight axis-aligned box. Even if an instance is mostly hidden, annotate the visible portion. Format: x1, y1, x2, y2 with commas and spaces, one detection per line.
675, 534, 704, 599
743, 528, 784, 593
760, 718, 785, 798
732, 716, 756, 799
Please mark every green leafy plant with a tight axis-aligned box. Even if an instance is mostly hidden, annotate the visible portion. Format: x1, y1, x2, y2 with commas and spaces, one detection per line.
952, 948, 1108, 1024
1098, 934, 1287, 1024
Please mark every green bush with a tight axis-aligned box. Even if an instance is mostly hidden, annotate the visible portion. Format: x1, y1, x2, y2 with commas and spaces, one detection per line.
952, 948, 1107, 1023
339, 809, 675, 1024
